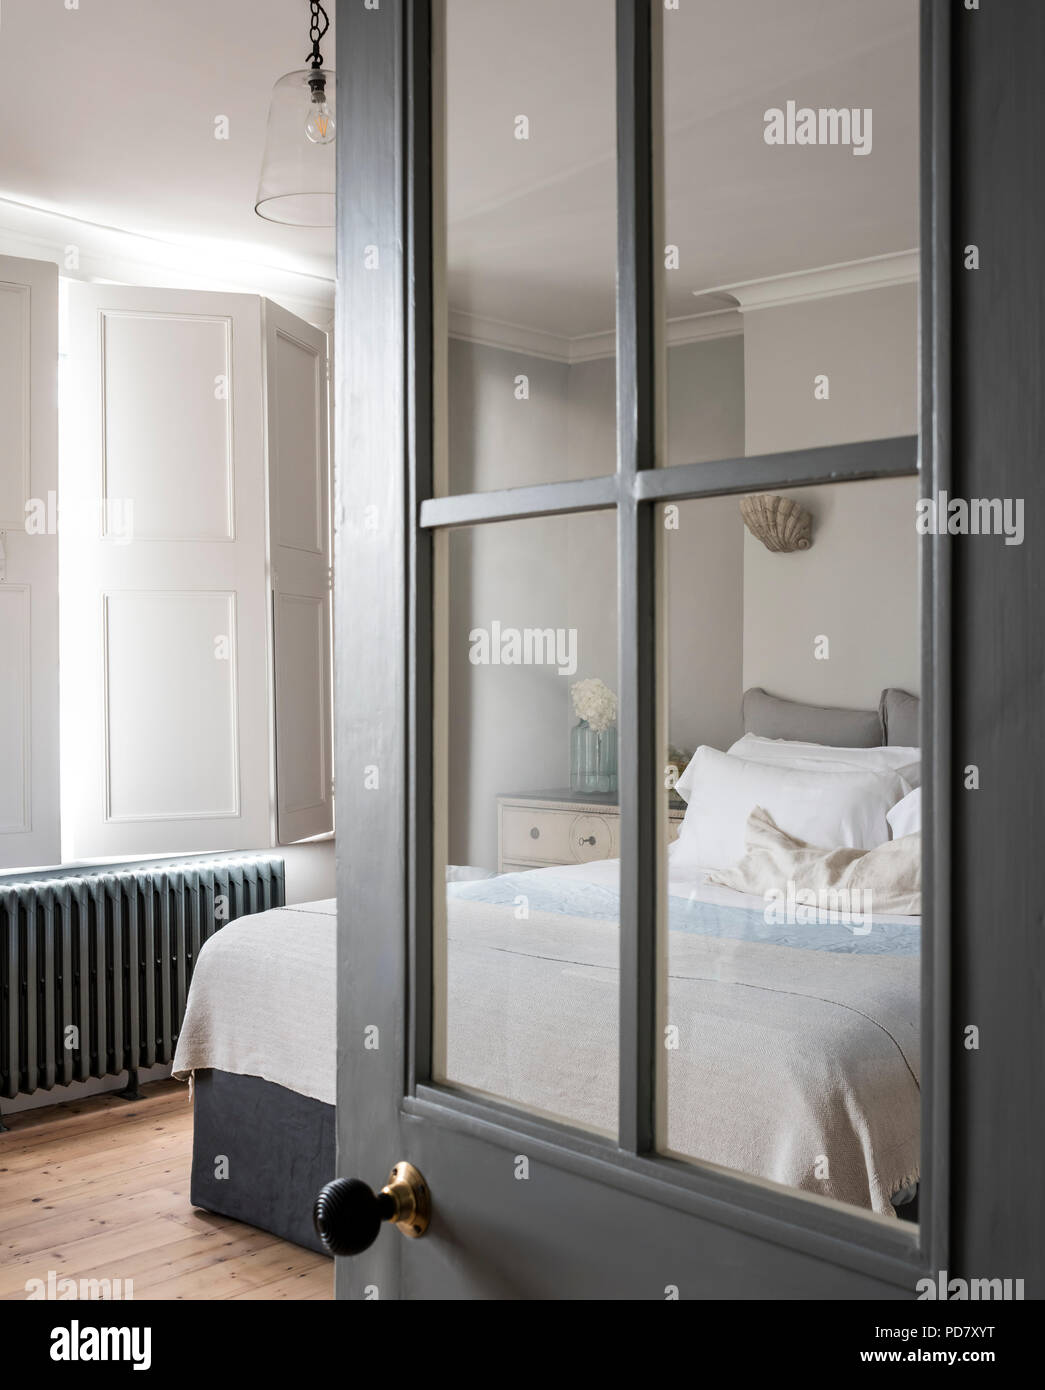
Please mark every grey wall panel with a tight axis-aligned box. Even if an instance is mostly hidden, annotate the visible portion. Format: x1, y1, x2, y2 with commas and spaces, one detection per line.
394, 1111, 915, 1301
950, 0, 1045, 1296
333, 0, 408, 1301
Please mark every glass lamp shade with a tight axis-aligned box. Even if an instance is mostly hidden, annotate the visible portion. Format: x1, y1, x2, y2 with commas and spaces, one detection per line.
255, 68, 336, 226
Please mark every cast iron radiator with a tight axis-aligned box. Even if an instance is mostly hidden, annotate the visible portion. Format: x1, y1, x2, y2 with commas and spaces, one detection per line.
0, 854, 285, 1126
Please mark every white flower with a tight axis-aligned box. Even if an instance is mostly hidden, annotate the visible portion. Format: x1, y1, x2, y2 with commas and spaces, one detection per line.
571, 677, 617, 733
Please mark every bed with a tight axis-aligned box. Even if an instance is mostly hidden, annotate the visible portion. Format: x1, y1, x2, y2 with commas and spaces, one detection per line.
173, 686, 922, 1248
176, 898, 337, 1255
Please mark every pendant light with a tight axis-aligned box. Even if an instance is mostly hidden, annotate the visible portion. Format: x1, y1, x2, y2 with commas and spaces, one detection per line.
255, 1, 335, 227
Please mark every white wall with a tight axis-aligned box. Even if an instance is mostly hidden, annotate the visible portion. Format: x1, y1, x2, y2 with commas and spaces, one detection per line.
448, 517, 574, 870
566, 356, 617, 477
446, 336, 745, 866
448, 339, 572, 494
741, 285, 920, 711
742, 283, 918, 457
742, 478, 920, 709
667, 336, 746, 467
446, 342, 613, 869
665, 496, 746, 755
283, 839, 336, 904
663, 337, 747, 754
447, 341, 570, 868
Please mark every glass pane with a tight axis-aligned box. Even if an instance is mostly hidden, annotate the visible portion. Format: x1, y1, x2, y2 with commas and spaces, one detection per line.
434, 511, 620, 1134
656, 480, 921, 1225
660, 0, 919, 467
438, 0, 617, 495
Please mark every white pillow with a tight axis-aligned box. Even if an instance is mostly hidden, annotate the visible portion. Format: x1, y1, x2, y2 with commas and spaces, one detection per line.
727, 732, 920, 787
673, 734, 919, 803
672, 746, 907, 872
887, 786, 922, 839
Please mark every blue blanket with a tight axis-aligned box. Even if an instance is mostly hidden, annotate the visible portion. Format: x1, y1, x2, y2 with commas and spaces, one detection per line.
448, 872, 920, 957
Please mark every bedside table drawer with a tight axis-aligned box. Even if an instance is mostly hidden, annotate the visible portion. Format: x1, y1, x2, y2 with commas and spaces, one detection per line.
500, 805, 618, 867
570, 813, 613, 862
500, 806, 574, 865
499, 793, 682, 872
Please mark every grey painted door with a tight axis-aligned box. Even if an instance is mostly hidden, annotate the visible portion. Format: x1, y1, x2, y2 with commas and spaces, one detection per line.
331, 0, 1044, 1301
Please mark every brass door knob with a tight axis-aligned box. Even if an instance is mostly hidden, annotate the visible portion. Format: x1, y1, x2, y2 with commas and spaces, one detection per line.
313, 1162, 431, 1256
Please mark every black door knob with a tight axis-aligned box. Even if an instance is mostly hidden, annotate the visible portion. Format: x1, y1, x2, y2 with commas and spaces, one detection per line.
313, 1161, 431, 1256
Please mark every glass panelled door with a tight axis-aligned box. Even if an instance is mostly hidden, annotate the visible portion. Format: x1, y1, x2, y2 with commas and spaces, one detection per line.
333, 0, 946, 1301
435, 511, 621, 1134
657, 481, 921, 1221
654, 0, 922, 1225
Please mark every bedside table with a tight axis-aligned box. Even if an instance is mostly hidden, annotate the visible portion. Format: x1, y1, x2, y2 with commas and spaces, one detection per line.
496, 789, 686, 873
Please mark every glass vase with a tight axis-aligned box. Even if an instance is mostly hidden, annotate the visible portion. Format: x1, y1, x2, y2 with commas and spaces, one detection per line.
570, 720, 618, 795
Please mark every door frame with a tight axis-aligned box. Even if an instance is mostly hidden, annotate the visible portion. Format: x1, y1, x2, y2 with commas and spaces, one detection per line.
333, 0, 1019, 1300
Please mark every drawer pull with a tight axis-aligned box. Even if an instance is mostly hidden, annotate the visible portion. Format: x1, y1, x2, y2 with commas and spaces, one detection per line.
529, 826, 540, 840
578, 835, 596, 846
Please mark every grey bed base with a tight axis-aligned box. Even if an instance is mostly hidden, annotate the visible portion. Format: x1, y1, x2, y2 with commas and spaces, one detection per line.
190, 1068, 335, 1256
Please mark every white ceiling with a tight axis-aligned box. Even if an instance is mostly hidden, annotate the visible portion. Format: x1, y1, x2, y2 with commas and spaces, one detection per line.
0, 0, 918, 338
447, 0, 919, 338
0, 0, 337, 282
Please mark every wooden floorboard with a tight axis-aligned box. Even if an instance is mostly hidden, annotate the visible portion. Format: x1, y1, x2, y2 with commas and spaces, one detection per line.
0, 1080, 332, 1301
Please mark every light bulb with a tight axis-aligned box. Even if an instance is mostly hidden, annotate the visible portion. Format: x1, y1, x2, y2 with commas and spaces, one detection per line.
305, 77, 336, 145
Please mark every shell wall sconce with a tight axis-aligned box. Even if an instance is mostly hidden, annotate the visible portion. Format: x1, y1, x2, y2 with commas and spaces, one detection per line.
739, 494, 813, 553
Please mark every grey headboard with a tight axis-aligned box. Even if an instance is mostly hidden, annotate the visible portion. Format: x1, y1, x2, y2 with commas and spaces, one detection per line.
880, 688, 920, 746
742, 688, 882, 747
741, 687, 921, 748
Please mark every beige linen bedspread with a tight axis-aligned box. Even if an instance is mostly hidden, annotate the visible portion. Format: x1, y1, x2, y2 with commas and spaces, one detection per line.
173, 899, 336, 1105
444, 899, 920, 1216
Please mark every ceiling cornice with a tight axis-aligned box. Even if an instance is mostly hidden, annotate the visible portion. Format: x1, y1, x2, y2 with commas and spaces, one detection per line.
446, 310, 576, 363
696, 249, 919, 314
449, 251, 918, 363
0, 196, 335, 328
448, 306, 743, 365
